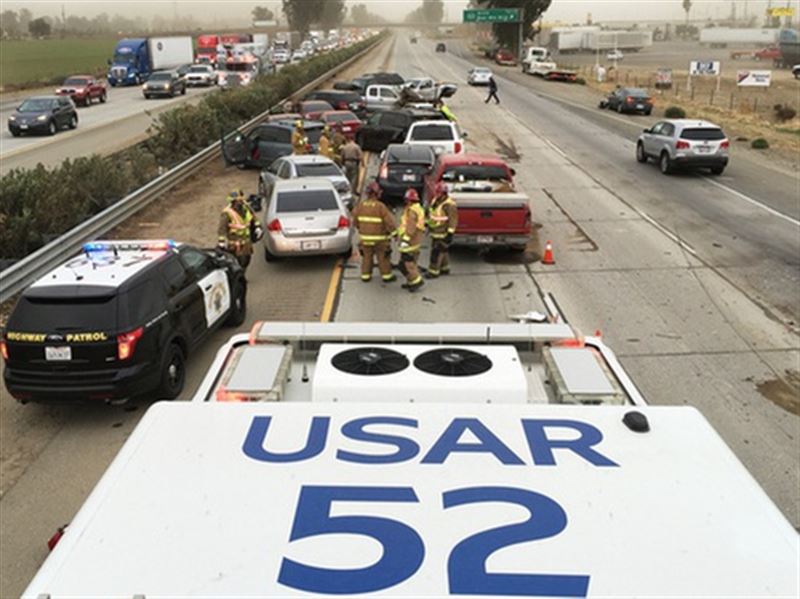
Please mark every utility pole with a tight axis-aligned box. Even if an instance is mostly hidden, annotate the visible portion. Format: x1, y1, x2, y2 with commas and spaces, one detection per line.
61, 3, 66, 38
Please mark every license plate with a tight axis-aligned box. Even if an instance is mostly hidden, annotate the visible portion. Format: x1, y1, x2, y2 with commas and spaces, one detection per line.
402, 174, 417, 182
301, 240, 322, 251
20, 124, 28, 129
476, 235, 493, 244
45, 346, 71, 361
342, 126, 351, 132
636, 104, 644, 109
697, 146, 711, 153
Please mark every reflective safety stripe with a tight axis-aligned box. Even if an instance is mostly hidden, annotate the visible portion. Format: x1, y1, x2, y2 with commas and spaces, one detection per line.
382, 273, 395, 281
431, 233, 448, 239
357, 216, 383, 223
447, 227, 456, 234
400, 244, 421, 253
409, 275, 423, 285
360, 234, 389, 242
360, 274, 372, 281
428, 268, 440, 275
224, 207, 252, 240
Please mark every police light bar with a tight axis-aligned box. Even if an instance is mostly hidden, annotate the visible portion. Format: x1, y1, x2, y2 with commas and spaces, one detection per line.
82, 240, 176, 253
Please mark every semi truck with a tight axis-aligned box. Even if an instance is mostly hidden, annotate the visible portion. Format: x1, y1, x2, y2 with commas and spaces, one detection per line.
777, 28, 800, 68
699, 27, 781, 48
582, 30, 653, 52
21, 319, 800, 596
107, 36, 193, 86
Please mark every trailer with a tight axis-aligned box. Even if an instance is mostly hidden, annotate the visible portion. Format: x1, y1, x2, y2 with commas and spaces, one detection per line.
582, 30, 653, 52
21, 320, 800, 597
107, 36, 193, 86
699, 27, 781, 48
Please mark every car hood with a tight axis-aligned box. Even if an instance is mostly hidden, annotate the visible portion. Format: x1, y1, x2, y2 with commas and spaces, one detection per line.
12, 109, 51, 120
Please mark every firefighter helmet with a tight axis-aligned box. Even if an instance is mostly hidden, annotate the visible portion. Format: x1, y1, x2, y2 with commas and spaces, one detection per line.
433, 182, 448, 197
366, 181, 382, 198
404, 188, 420, 203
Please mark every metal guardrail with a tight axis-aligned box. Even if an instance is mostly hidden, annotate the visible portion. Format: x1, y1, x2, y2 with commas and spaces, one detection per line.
0, 36, 386, 304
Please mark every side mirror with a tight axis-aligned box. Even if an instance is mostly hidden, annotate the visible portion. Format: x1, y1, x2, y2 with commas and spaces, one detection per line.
510, 168, 517, 176
643, 128, 651, 134
461, 131, 469, 139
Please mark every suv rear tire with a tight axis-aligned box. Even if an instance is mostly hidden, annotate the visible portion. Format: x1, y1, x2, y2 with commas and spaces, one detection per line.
659, 152, 674, 174
158, 343, 186, 399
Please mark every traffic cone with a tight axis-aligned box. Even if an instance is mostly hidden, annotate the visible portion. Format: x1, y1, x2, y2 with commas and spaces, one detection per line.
542, 240, 555, 265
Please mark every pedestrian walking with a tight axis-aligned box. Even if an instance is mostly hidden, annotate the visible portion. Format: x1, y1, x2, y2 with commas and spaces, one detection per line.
339, 136, 363, 193
485, 75, 500, 104
351, 182, 397, 283
425, 182, 458, 278
397, 188, 426, 292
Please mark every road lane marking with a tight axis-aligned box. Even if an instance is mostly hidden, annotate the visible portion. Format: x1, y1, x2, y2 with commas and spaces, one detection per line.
320, 259, 344, 322
701, 176, 800, 227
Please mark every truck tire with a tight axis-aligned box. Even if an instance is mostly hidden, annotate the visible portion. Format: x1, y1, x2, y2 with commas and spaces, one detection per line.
157, 343, 186, 400
99, 91, 107, 103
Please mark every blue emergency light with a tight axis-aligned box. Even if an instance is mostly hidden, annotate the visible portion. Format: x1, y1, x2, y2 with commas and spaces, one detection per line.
82, 240, 176, 253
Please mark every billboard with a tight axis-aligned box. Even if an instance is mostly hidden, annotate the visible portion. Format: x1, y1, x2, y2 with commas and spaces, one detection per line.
737, 70, 772, 87
689, 60, 721, 76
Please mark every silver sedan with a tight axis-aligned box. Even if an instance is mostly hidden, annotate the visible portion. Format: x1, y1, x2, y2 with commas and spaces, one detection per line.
259, 155, 354, 209
263, 178, 353, 261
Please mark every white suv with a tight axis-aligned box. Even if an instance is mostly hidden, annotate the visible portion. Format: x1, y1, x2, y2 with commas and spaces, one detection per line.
404, 120, 465, 155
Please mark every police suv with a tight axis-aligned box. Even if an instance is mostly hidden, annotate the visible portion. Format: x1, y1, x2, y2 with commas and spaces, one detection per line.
2, 240, 247, 403
22, 320, 799, 597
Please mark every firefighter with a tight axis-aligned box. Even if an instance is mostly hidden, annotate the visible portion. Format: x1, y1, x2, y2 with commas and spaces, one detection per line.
291, 120, 309, 155
397, 188, 426, 292
435, 99, 457, 122
351, 182, 397, 283
331, 123, 347, 166
217, 189, 262, 270
426, 182, 458, 278
339, 135, 363, 193
318, 124, 335, 160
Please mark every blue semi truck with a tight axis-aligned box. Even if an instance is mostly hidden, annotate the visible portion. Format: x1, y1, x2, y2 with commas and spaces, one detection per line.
108, 36, 194, 86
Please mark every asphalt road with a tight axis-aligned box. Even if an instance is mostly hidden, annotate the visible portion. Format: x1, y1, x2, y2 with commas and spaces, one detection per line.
1, 32, 798, 596
0, 83, 216, 175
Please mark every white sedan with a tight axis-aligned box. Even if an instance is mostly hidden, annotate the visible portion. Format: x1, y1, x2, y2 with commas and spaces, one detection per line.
606, 49, 624, 61
467, 67, 493, 86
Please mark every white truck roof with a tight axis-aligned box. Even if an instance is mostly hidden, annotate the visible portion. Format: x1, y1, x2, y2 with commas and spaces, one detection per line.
23, 401, 798, 597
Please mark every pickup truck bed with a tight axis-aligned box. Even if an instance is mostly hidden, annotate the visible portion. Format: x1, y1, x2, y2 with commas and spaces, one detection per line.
451, 191, 531, 250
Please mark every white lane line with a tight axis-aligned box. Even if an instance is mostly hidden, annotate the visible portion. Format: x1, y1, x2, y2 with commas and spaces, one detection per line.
701, 176, 800, 227
637, 211, 698, 256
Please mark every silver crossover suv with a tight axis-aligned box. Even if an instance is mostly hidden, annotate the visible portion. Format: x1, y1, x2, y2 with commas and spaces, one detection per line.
263, 178, 353, 261
636, 119, 729, 175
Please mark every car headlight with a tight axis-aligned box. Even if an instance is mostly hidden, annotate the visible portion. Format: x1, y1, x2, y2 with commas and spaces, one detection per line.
8, 115, 16, 121
36, 115, 48, 121
163, 84, 169, 89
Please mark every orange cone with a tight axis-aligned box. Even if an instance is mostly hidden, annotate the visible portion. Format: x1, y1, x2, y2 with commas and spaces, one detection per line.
542, 240, 555, 265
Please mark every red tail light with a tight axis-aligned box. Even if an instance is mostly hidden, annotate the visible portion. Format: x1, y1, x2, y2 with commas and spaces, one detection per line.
337, 100, 348, 109
379, 163, 388, 179
625, 96, 634, 103
676, 140, 690, 150
337, 215, 351, 229
267, 218, 282, 232
720, 140, 729, 149
0, 339, 8, 361
454, 141, 462, 153
117, 327, 143, 361
47, 525, 67, 551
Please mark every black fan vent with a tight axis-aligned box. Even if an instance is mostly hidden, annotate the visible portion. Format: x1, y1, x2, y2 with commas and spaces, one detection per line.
331, 347, 410, 376
413, 348, 493, 377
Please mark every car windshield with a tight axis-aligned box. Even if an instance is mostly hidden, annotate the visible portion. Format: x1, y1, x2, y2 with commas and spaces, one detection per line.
387, 148, 433, 164
410, 125, 454, 141
277, 190, 339, 212
475, 69, 490, 74
63, 78, 90, 86
18, 98, 56, 112
296, 162, 341, 177
325, 112, 358, 123
304, 102, 333, 113
11, 295, 118, 331
113, 53, 136, 65
305, 128, 323, 143
680, 127, 726, 141
149, 73, 171, 81
442, 165, 509, 181
625, 88, 649, 97
189, 66, 210, 73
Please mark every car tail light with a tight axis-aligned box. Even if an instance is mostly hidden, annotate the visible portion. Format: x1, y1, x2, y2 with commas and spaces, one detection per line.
47, 525, 68, 551
625, 96, 634, 103
676, 140, 690, 150
379, 163, 388, 179
267, 218, 282, 232
117, 327, 143, 361
337, 101, 348, 109
720, 140, 730, 149
454, 141, 462, 153
338, 215, 351, 229
0, 339, 8, 362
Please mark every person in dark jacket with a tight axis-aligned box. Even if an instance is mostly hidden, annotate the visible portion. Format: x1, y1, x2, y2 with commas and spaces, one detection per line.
485, 76, 500, 104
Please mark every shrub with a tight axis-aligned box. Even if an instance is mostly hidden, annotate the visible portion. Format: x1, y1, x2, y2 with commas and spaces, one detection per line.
664, 105, 687, 118
773, 104, 797, 122
574, 77, 586, 85
751, 137, 769, 149
0, 35, 384, 260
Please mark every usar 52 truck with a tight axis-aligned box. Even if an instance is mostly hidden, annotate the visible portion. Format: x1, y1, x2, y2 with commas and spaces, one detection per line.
107, 36, 193, 86
22, 319, 799, 597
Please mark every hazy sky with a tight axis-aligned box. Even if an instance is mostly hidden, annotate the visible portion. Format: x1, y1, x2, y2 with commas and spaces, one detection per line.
1, 1, 788, 26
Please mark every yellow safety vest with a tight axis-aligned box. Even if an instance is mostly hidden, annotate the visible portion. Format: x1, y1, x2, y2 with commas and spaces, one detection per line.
224, 206, 252, 241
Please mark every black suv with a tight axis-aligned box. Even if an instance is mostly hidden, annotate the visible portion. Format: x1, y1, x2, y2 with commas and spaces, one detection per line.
143, 70, 187, 99
2, 241, 247, 404
222, 119, 324, 169
356, 108, 446, 152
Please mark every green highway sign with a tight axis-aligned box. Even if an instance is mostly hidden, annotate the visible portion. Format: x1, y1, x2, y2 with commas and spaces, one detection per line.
463, 8, 521, 23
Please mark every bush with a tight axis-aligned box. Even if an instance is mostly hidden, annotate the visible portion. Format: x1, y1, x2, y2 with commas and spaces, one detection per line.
574, 77, 586, 85
0, 35, 384, 260
664, 105, 687, 118
773, 104, 797, 122
751, 137, 769, 149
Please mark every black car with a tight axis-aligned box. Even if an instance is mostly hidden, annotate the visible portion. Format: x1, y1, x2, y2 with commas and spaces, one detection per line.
303, 90, 367, 117
8, 95, 77, 137
436, 43, 447, 53
599, 87, 653, 115
356, 108, 445, 152
2, 240, 247, 404
222, 120, 325, 169
143, 70, 187, 99
377, 144, 435, 201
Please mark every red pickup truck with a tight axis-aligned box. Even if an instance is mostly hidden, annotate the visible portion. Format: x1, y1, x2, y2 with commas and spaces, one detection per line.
423, 153, 531, 251
55, 75, 107, 106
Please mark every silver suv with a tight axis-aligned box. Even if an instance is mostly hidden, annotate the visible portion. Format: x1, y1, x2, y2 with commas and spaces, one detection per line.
636, 119, 729, 175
